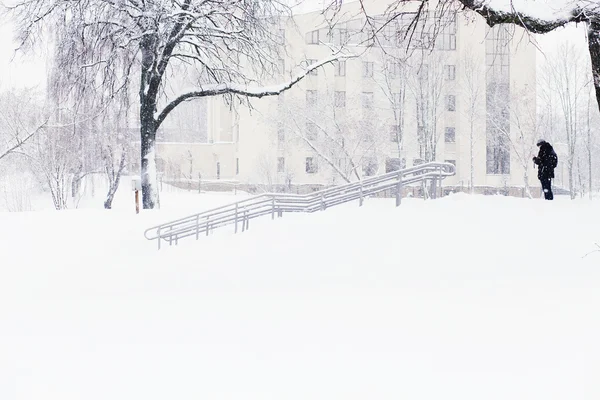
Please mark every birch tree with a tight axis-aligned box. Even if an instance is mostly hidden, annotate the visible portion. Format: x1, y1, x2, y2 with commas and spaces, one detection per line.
8, 0, 351, 209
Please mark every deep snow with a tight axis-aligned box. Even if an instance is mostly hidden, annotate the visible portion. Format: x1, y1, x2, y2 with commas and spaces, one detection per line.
1, 186, 600, 400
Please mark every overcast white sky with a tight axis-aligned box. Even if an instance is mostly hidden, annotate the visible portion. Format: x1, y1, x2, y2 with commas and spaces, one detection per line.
0, 0, 589, 91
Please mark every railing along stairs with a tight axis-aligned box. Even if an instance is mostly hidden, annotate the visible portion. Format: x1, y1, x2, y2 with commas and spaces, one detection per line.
144, 161, 456, 249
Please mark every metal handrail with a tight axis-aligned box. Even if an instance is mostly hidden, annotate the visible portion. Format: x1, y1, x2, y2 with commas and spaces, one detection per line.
144, 161, 455, 248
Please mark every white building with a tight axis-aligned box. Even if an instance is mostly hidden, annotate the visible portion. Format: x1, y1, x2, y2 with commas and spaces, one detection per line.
152, 0, 539, 196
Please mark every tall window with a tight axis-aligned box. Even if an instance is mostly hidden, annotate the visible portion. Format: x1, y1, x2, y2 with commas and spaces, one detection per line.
390, 125, 401, 142
306, 157, 318, 173
389, 62, 402, 78
236, 158, 239, 175
486, 25, 511, 174
306, 30, 319, 44
306, 90, 317, 106
278, 58, 285, 75
334, 60, 346, 76
277, 29, 285, 45
445, 127, 456, 142
277, 125, 285, 146
444, 65, 456, 80
306, 59, 318, 75
334, 91, 346, 107
361, 92, 374, 109
306, 122, 318, 140
436, 13, 457, 50
362, 61, 374, 78
446, 95, 456, 111
277, 157, 285, 173
333, 28, 348, 45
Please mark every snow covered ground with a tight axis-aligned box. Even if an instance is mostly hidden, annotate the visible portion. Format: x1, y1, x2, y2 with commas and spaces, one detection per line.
1, 184, 600, 400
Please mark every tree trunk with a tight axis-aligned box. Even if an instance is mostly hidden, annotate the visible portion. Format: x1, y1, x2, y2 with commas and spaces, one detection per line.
140, 111, 157, 209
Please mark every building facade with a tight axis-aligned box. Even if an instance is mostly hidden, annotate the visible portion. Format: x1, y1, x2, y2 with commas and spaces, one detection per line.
152, 0, 539, 195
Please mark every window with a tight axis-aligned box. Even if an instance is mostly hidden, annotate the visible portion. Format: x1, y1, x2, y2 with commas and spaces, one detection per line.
277, 157, 285, 173
445, 127, 456, 142
333, 28, 348, 45
446, 95, 456, 111
386, 158, 405, 172
277, 29, 285, 45
435, 13, 457, 50
306, 30, 319, 44
390, 125, 401, 142
334, 91, 346, 107
362, 61, 374, 77
389, 62, 402, 78
334, 60, 346, 76
277, 125, 285, 144
362, 157, 378, 176
306, 59, 318, 75
236, 158, 239, 175
361, 92, 374, 109
392, 92, 402, 107
216, 162, 221, 180
278, 58, 285, 75
306, 90, 317, 106
418, 63, 429, 80
306, 157, 318, 173
444, 64, 456, 80
306, 122, 318, 140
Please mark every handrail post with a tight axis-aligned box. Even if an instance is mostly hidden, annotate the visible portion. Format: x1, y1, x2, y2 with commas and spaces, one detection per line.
195, 214, 200, 240
321, 193, 325, 211
157, 227, 161, 250
245, 210, 250, 230
271, 196, 275, 220
205, 215, 209, 236
396, 170, 403, 207
235, 203, 239, 233
439, 165, 443, 197
359, 180, 364, 207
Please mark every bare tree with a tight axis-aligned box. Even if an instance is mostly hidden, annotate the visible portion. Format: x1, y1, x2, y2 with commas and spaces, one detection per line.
540, 43, 590, 198
459, 49, 484, 193
0, 88, 48, 162
276, 86, 389, 184
408, 50, 447, 163
7, 0, 353, 209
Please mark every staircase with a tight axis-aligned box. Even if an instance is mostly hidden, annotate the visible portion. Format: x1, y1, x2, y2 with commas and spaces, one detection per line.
144, 161, 456, 249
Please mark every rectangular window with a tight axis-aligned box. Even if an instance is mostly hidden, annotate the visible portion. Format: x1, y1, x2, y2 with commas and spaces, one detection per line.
446, 95, 456, 111
445, 127, 456, 142
362, 61, 374, 78
306, 90, 317, 106
390, 125, 401, 142
277, 125, 285, 144
306, 157, 318, 173
444, 64, 456, 80
307, 59, 318, 75
334, 28, 348, 45
278, 58, 285, 75
361, 92, 374, 109
385, 157, 405, 172
278, 29, 285, 45
236, 158, 239, 175
306, 122, 318, 140
216, 162, 221, 179
335, 60, 346, 76
277, 157, 285, 173
334, 91, 346, 107
362, 157, 378, 176
306, 30, 319, 44
389, 62, 401, 78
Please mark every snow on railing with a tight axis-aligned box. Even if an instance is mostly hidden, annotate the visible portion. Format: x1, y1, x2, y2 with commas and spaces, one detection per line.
144, 162, 455, 249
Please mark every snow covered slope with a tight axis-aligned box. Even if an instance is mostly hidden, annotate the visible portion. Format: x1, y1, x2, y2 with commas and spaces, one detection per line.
1, 193, 599, 400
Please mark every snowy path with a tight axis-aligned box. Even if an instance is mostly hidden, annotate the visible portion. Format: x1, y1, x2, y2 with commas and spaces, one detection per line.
1, 194, 599, 400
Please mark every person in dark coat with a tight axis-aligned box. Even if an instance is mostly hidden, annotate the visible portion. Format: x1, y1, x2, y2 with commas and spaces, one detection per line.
533, 139, 558, 200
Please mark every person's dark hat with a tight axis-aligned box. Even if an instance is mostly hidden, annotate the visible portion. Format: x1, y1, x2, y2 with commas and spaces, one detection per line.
536, 139, 547, 146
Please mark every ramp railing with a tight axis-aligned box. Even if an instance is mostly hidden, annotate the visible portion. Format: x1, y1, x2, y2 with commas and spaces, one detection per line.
144, 161, 455, 249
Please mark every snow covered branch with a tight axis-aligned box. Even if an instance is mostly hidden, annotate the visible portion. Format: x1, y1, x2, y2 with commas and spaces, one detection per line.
155, 52, 356, 128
